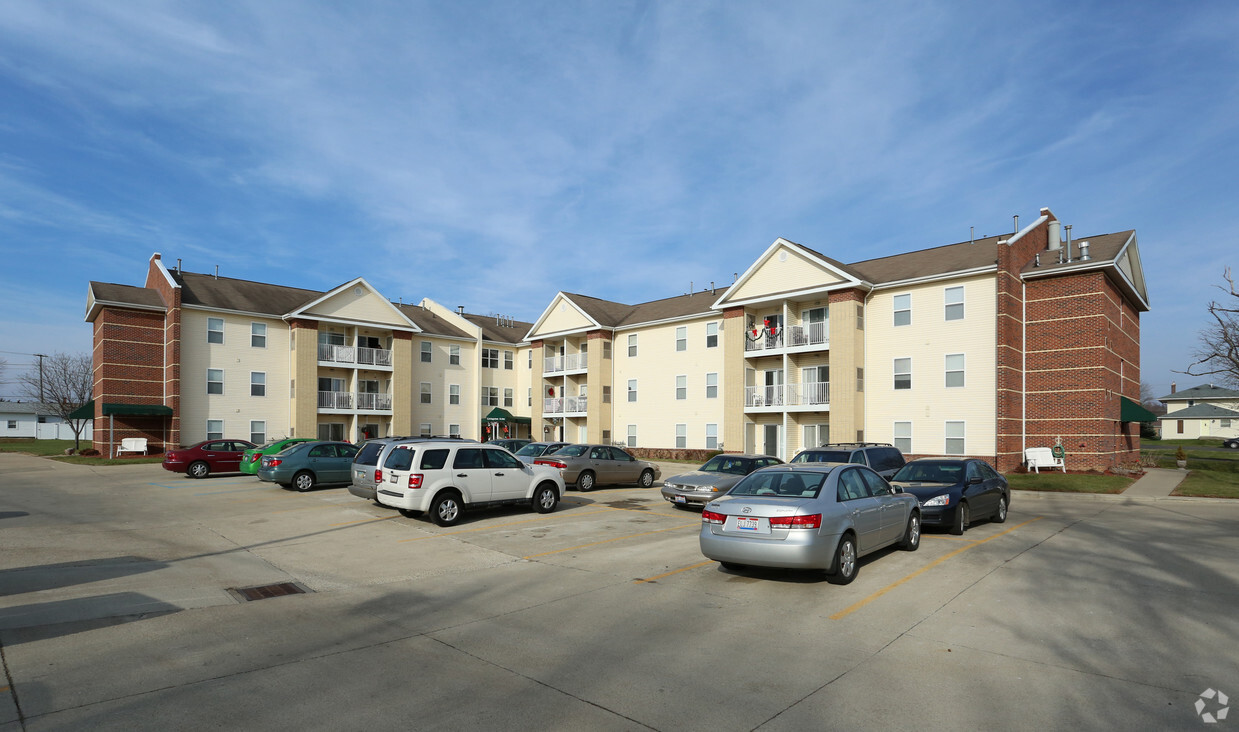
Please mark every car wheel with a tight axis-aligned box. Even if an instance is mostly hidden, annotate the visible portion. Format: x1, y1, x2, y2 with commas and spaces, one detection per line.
639, 469, 655, 488
826, 534, 858, 585
577, 471, 596, 492
900, 513, 921, 551
398, 508, 422, 518
532, 483, 558, 514
993, 494, 1008, 524
293, 471, 315, 492
430, 492, 463, 527
720, 562, 746, 571
950, 501, 969, 535
188, 461, 210, 479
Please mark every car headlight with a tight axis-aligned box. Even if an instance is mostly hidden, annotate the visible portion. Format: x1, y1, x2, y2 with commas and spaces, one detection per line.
663, 480, 674, 488
696, 485, 719, 492
922, 495, 950, 507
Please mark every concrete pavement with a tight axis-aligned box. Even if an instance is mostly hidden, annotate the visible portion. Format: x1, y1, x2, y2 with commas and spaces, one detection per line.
1121, 467, 1188, 498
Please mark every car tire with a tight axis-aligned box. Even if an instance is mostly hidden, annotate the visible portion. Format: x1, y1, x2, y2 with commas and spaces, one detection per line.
720, 562, 746, 571
532, 483, 558, 514
577, 471, 596, 492
950, 501, 969, 535
188, 461, 210, 479
900, 513, 921, 551
293, 471, 315, 492
430, 492, 463, 527
398, 508, 422, 518
639, 469, 655, 488
826, 534, 858, 585
993, 494, 1008, 524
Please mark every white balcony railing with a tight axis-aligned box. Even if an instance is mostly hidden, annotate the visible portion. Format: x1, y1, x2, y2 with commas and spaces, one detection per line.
357, 347, 393, 367
318, 391, 392, 411
356, 392, 393, 411
787, 381, 830, 406
745, 385, 784, 407
744, 333, 784, 353
543, 396, 587, 414
318, 344, 392, 367
543, 352, 586, 374
318, 391, 353, 409
787, 322, 830, 348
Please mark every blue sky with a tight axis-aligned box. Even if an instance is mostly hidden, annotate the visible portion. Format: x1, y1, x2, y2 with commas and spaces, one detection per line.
1, 1, 1236, 399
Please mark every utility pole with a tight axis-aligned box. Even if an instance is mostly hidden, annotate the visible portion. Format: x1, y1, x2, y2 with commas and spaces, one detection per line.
34, 353, 47, 403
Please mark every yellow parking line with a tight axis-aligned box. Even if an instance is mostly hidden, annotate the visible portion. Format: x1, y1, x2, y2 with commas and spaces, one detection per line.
829, 517, 1044, 621
524, 523, 698, 559
635, 560, 714, 583
396, 508, 619, 542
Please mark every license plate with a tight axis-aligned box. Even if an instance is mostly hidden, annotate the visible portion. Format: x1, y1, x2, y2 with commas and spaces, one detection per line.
736, 517, 759, 531
356, 470, 364, 479
674, 495, 686, 504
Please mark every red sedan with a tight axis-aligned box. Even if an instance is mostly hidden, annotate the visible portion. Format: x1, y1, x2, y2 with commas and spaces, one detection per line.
163, 439, 257, 479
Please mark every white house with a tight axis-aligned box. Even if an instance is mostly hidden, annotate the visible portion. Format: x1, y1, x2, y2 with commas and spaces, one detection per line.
1158, 383, 1239, 440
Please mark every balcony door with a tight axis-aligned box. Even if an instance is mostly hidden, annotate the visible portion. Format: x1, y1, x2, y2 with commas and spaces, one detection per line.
801, 306, 829, 344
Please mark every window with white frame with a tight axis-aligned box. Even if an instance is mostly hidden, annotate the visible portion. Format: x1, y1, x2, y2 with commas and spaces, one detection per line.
627, 424, 637, 447
945, 286, 964, 321
449, 345, 461, 365
602, 385, 611, 403
676, 375, 687, 400
206, 420, 223, 440
1221, 418, 1232, 428
602, 429, 611, 443
250, 420, 266, 445
482, 348, 499, 368
504, 388, 514, 407
603, 340, 612, 359
894, 358, 911, 390
420, 382, 432, 404
207, 317, 224, 344
449, 384, 460, 405
207, 369, 223, 395
676, 326, 687, 352
482, 387, 499, 406
627, 334, 637, 357
628, 379, 637, 402
856, 304, 864, 330
504, 350, 514, 370
706, 372, 718, 399
945, 421, 965, 455
706, 322, 718, 348
676, 424, 687, 449
421, 341, 432, 363
945, 354, 965, 388
893, 294, 911, 326
706, 423, 718, 449
803, 423, 828, 449
449, 424, 461, 438
893, 421, 912, 454
527, 350, 532, 368
527, 387, 532, 407
420, 423, 432, 437
251, 322, 267, 348
250, 372, 265, 397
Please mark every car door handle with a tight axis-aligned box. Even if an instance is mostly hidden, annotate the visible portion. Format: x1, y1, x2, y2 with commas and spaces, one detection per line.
456, 473, 468, 477
494, 472, 505, 476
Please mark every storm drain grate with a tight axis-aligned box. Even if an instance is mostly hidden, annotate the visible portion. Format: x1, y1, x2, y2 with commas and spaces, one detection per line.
228, 582, 311, 603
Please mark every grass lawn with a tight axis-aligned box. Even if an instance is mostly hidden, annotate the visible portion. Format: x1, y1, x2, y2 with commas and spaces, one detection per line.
0, 438, 163, 466
1140, 438, 1239, 498
1006, 472, 1133, 494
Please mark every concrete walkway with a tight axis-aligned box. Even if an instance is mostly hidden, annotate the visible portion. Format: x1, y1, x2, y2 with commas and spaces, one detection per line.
1122, 467, 1188, 497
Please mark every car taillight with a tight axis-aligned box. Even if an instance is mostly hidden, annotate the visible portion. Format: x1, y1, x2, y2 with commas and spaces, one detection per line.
768, 514, 822, 529
535, 459, 567, 469
268, 459, 282, 467
165, 452, 177, 460
374, 469, 383, 483
702, 510, 725, 524
408, 473, 423, 489
250, 454, 260, 462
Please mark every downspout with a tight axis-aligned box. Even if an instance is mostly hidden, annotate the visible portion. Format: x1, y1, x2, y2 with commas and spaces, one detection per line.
109, 414, 114, 459
1021, 280, 1027, 462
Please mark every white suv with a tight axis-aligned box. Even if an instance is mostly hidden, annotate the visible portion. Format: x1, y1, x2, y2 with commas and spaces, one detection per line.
373, 440, 565, 526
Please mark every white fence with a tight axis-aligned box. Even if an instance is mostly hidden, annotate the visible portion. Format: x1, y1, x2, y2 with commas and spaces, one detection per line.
36, 422, 94, 440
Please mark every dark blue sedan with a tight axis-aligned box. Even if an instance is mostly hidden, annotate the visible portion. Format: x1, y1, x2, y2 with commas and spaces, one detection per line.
889, 458, 1009, 535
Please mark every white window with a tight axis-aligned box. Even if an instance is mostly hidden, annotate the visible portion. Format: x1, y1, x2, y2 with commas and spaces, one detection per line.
449, 384, 460, 405
250, 420, 266, 445
893, 421, 912, 454
706, 322, 719, 348
206, 420, 223, 440
449, 345, 461, 365
945, 286, 965, 321
421, 341, 432, 363
420, 382, 432, 404
893, 294, 911, 326
676, 424, 687, 449
504, 388, 514, 407
675, 375, 687, 400
803, 423, 828, 450
894, 358, 911, 390
420, 423, 432, 437
945, 354, 965, 388
676, 326, 687, 352
504, 350, 514, 370
856, 304, 864, 331
627, 424, 637, 447
706, 423, 718, 449
207, 369, 223, 395
706, 372, 718, 399
482, 348, 499, 369
207, 317, 224, 344
945, 421, 965, 455
482, 387, 499, 406
250, 372, 265, 397
628, 379, 637, 402
627, 334, 637, 357
449, 424, 461, 438
251, 322, 267, 348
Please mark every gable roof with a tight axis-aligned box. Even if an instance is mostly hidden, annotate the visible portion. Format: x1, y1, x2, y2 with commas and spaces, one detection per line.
713, 237, 869, 309
1021, 230, 1149, 311
462, 313, 534, 344
1159, 384, 1239, 402
395, 304, 473, 339
1160, 403, 1239, 420
174, 270, 320, 315
850, 234, 1005, 284
85, 282, 168, 321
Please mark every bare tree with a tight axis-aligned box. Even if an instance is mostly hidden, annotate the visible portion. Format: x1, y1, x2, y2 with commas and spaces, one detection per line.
17, 352, 93, 451
1180, 268, 1239, 389
1140, 381, 1161, 409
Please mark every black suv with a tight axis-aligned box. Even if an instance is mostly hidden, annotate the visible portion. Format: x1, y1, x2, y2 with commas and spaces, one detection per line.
788, 443, 907, 480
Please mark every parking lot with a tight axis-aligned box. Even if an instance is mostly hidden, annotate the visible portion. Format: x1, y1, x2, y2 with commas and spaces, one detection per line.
3, 452, 1239, 731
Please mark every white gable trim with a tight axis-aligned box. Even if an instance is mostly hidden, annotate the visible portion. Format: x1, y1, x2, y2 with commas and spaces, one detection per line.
285, 277, 422, 332
712, 238, 865, 310
524, 293, 603, 341
151, 254, 180, 291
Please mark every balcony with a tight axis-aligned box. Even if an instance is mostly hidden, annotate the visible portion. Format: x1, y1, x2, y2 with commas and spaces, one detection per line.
318, 391, 392, 411
745, 382, 830, 410
745, 385, 783, 408
543, 352, 586, 375
318, 344, 393, 368
744, 324, 829, 355
543, 396, 587, 415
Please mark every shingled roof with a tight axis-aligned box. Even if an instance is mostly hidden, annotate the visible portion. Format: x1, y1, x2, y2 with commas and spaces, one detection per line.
1159, 384, 1239, 402
462, 313, 534, 344
174, 271, 320, 315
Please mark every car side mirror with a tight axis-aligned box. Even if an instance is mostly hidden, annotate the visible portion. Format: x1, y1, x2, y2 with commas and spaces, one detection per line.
968, 476, 983, 485
891, 485, 903, 493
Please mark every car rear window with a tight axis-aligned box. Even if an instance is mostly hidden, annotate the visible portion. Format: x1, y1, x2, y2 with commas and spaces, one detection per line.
420, 449, 449, 470
731, 470, 826, 498
871, 448, 906, 472
355, 441, 387, 466
557, 445, 589, 457
791, 450, 850, 463
384, 447, 415, 471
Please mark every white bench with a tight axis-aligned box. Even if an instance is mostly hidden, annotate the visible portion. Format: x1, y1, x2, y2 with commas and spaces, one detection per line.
115, 438, 148, 457
1025, 446, 1065, 473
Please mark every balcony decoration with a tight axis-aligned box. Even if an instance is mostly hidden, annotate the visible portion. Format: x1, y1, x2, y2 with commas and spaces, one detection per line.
746, 318, 780, 342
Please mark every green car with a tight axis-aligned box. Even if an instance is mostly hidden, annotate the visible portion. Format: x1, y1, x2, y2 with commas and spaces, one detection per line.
240, 437, 315, 475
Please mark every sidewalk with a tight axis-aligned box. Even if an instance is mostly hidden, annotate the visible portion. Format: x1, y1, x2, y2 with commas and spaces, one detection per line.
1121, 467, 1188, 498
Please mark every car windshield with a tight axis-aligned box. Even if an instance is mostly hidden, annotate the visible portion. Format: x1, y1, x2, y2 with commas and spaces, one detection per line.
892, 462, 964, 483
556, 445, 589, 457
515, 443, 546, 457
791, 450, 851, 463
699, 456, 753, 475
730, 470, 827, 498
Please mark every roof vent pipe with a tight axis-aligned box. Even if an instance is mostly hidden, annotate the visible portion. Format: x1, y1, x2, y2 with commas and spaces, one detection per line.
457, 305, 465, 315
711, 281, 715, 295
1034, 253, 1041, 267
176, 258, 182, 273
214, 265, 219, 279
1064, 225, 1073, 263
1079, 241, 1091, 261
1047, 219, 1062, 251
1013, 214, 1019, 233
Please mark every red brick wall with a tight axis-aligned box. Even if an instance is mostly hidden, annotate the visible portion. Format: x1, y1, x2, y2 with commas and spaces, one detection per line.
92, 306, 172, 452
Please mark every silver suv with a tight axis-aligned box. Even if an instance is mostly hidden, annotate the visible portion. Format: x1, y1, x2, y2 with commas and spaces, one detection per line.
788, 442, 907, 480
364, 439, 565, 526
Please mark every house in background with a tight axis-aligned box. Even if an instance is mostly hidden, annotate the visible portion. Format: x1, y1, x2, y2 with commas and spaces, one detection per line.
1158, 383, 1239, 440
0, 402, 94, 440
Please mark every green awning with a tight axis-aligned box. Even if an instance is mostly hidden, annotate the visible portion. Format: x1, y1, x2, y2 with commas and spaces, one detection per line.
101, 402, 174, 417
482, 408, 530, 425
68, 400, 95, 420
1120, 396, 1158, 423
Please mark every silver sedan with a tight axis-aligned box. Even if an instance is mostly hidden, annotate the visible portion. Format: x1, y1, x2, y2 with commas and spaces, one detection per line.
661, 454, 782, 508
699, 464, 920, 584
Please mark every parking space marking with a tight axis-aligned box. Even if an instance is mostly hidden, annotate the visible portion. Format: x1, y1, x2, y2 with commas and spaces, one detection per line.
194, 486, 271, 496
329, 516, 401, 527
634, 560, 714, 583
396, 508, 624, 542
523, 522, 698, 559
829, 517, 1043, 620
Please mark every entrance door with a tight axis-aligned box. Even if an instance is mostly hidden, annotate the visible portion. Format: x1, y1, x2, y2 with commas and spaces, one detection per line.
763, 424, 780, 458
765, 370, 784, 406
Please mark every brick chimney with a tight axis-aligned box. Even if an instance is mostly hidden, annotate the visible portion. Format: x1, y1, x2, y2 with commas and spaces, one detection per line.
1170, 382, 1176, 394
